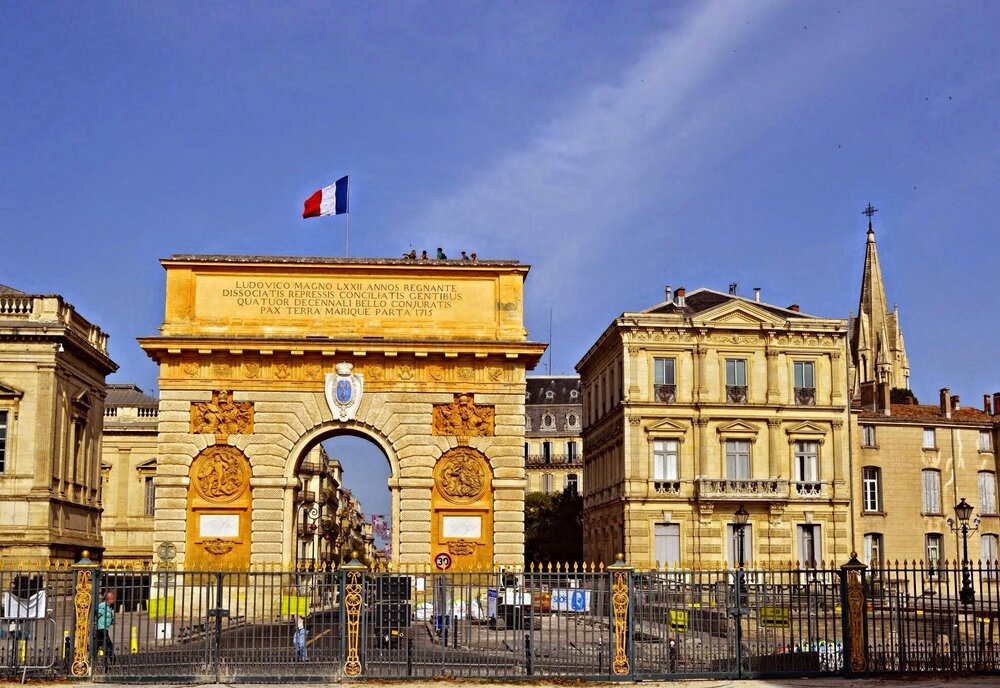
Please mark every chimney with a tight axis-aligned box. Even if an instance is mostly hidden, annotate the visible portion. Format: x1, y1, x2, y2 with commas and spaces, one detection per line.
788, 304, 800, 312
675, 287, 686, 307
664, 285, 672, 303
877, 382, 891, 415
753, 287, 761, 303
994, 392, 1000, 416
940, 388, 951, 419
984, 394, 992, 415
951, 395, 960, 412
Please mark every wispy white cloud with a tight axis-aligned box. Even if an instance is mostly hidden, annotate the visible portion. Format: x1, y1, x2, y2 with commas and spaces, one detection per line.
405, 1, 787, 293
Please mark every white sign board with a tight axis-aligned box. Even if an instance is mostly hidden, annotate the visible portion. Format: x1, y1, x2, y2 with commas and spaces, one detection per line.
550, 588, 592, 612
442, 515, 481, 539
199, 514, 240, 538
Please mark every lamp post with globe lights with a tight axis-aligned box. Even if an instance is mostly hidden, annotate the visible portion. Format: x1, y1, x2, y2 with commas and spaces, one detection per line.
946, 497, 980, 606
731, 504, 750, 668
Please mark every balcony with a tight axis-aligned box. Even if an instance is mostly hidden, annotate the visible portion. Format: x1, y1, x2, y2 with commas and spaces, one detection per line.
299, 461, 322, 475
792, 481, 825, 498
726, 385, 748, 403
652, 480, 681, 495
654, 384, 676, 403
696, 478, 787, 500
525, 453, 583, 467
794, 387, 816, 405
295, 490, 316, 504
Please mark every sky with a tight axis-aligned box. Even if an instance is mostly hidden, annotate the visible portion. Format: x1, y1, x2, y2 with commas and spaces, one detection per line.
3, 1, 999, 520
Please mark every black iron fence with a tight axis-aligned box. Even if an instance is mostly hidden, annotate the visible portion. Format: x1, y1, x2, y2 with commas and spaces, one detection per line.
1, 555, 998, 682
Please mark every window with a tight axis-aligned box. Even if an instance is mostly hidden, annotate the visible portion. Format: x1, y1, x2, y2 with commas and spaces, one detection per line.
862, 467, 881, 512
542, 441, 552, 463
0, 410, 7, 473
727, 523, 752, 567
545, 390, 555, 400
654, 523, 680, 565
980, 472, 997, 515
861, 425, 876, 448
542, 473, 553, 494
798, 524, 821, 568
567, 441, 578, 461
566, 474, 578, 493
793, 361, 816, 405
654, 358, 676, 402
725, 359, 748, 402
652, 440, 679, 481
925, 534, 943, 578
863, 533, 883, 568
983, 534, 999, 569
523, 442, 529, 460
922, 469, 942, 514
567, 413, 578, 428
725, 439, 751, 480
794, 441, 819, 483
980, 430, 993, 452
923, 428, 936, 449
543, 413, 554, 429
144, 476, 156, 516
569, 389, 579, 400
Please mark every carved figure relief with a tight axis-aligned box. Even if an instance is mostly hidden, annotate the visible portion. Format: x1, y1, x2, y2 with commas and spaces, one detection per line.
458, 366, 474, 380
432, 393, 495, 437
447, 540, 477, 556
191, 445, 250, 503
190, 390, 254, 439
182, 362, 200, 377
204, 538, 236, 555
435, 447, 488, 502
487, 366, 503, 382
213, 363, 232, 378
244, 363, 261, 379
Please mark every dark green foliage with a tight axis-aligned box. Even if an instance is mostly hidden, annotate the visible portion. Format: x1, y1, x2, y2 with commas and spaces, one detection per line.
525, 488, 583, 564
890, 387, 919, 405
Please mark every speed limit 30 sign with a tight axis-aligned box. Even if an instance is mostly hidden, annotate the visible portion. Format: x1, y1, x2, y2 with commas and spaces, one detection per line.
434, 552, 452, 570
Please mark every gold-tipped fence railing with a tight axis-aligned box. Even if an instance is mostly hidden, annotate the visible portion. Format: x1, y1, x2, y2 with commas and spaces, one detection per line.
1, 554, 998, 681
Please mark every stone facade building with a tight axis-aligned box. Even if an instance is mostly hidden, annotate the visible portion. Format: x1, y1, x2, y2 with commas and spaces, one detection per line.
524, 375, 583, 495
848, 220, 1000, 567
578, 286, 850, 567
101, 384, 159, 561
0, 284, 117, 564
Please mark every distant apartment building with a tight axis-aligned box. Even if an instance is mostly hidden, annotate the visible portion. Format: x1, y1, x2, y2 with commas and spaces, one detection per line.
524, 375, 583, 495
101, 384, 159, 561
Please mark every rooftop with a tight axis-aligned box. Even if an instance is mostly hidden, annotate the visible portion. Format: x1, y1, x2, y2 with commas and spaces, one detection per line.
106, 384, 159, 407
643, 288, 819, 319
526, 375, 582, 405
857, 403, 996, 426
166, 254, 522, 267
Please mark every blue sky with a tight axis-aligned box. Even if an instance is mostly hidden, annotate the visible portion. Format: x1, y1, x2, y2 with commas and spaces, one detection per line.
3, 1, 999, 519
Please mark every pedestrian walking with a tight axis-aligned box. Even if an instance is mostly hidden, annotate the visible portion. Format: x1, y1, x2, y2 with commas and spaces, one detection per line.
293, 615, 309, 661
95, 590, 116, 664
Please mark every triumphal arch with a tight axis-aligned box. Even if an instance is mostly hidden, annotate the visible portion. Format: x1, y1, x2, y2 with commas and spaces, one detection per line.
139, 255, 545, 569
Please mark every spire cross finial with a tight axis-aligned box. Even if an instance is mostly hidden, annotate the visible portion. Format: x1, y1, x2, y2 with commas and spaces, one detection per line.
862, 203, 878, 231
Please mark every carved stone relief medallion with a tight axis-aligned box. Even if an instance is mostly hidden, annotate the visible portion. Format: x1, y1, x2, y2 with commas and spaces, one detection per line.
204, 538, 236, 555
367, 364, 384, 381
428, 365, 445, 381
434, 447, 489, 504
191, 445, 250, 503
447, 540, 477, 556
190, 390, 254, 440
432, 393, 495, 437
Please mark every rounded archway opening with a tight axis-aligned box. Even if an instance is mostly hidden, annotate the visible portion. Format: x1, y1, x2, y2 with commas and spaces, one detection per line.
290, 427, 393, 570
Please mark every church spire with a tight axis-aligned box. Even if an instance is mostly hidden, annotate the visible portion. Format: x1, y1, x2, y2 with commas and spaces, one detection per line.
850, 204, 910, 397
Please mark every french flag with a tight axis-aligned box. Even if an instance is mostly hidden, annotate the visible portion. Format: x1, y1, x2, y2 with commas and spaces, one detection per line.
303, 175, 349, 218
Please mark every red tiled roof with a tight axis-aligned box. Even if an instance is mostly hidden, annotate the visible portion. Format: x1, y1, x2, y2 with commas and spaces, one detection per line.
857, 402, 995, 425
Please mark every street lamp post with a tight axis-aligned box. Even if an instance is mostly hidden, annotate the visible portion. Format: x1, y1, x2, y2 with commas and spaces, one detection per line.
732, 504, 750, 670
946, 497, 980, 607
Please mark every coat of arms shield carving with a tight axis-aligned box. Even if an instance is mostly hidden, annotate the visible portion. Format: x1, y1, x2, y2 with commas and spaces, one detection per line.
326, 362, 363, 421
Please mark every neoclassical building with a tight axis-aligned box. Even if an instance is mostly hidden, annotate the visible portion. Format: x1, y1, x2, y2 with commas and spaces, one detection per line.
524, 375, 583, 495
0, 283, 117, 564
578, 286, 850, 567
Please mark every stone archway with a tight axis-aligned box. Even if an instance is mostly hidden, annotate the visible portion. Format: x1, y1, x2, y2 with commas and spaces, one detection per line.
140, 256, 545, 567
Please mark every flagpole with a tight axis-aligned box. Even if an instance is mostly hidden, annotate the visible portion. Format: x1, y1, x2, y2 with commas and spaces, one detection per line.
345, 173, 350, 257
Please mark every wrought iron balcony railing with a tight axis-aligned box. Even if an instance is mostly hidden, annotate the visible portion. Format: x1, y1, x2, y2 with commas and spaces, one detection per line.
726, 385, 748, 403
696, 478, 787, 500
654, 384, 676, 403
794, 387, 816, 405
299, 461, 323, 475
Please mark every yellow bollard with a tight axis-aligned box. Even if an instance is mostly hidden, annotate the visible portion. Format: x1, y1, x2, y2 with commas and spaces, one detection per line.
18, 638, 27, 663
130, 625, 138, 653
